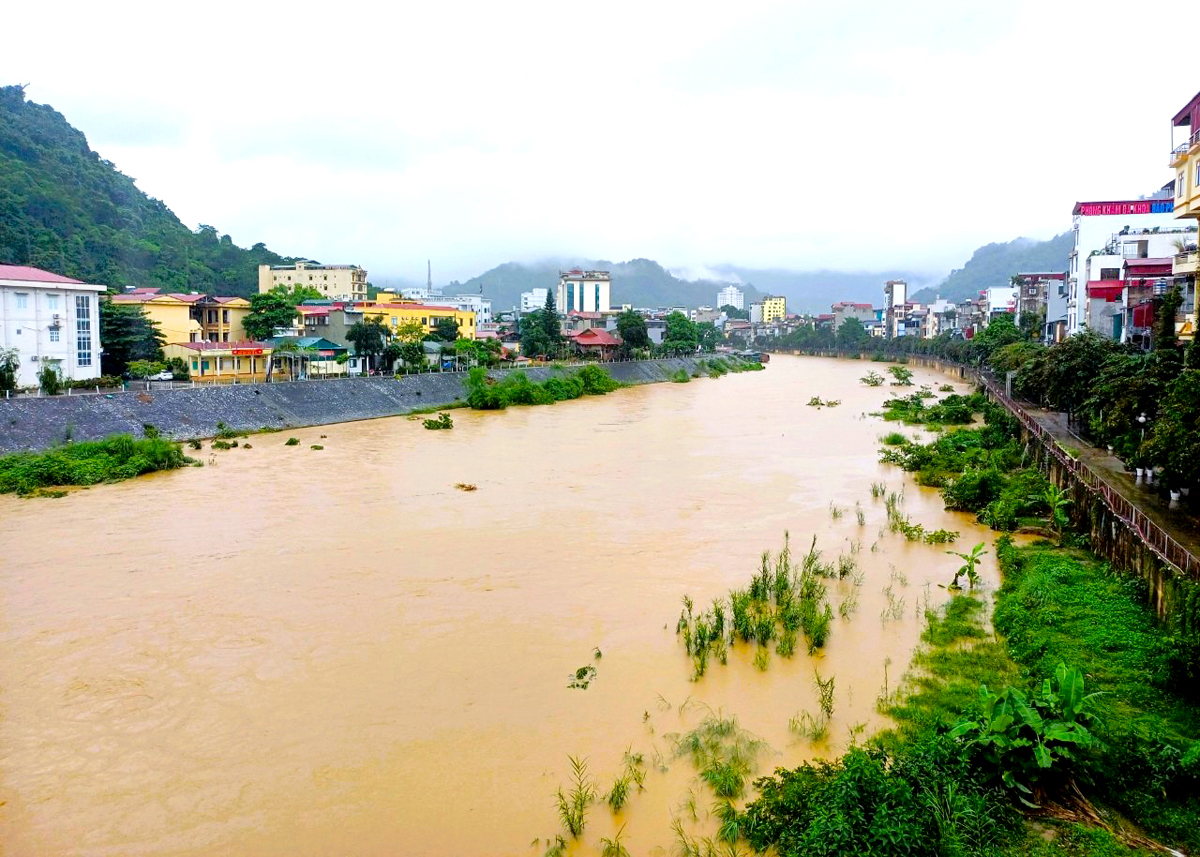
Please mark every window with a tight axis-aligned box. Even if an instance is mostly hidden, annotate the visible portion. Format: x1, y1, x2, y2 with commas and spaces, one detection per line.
46, 294, 59, 310
1179, 172, 1186, 198
15, 293, 28, 309
192, 360, 198, 371
1195, 160, 1200, 189
75, 295, 92, 367
222, 332, 229, 342
222, 309, 229, 323
50, 328, 60, 342
1100, 267, 1120, 280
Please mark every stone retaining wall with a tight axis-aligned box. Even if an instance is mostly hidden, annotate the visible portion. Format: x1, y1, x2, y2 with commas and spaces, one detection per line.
0, 358, 710, 453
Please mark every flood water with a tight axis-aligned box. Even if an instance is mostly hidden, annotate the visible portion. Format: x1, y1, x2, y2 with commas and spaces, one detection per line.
0, 355, 1002, 856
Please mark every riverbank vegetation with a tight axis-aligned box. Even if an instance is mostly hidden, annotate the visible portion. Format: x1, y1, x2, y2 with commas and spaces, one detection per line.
740, 536, 1200, 856
0, 434, 193, 496
465, 365, 623, 409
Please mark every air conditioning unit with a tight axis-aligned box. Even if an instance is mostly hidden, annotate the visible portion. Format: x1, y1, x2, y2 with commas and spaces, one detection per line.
30, 355, 39, 362
51, 314, 61, 327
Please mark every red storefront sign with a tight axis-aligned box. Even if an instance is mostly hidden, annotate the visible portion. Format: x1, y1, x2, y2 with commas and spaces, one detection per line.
232, 348, 263, 356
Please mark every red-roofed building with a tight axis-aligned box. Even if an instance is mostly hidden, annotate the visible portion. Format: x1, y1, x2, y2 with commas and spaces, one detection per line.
1, 265, 105, 386
567, 327, 621, 359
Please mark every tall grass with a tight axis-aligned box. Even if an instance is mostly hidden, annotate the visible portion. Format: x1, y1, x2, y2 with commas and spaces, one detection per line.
555, 755, 595, 838
669, 712, 768, 801
677, 534, 835, 678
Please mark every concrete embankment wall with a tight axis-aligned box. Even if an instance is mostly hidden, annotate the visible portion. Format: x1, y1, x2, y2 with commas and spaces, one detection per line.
0, 358, 708, 453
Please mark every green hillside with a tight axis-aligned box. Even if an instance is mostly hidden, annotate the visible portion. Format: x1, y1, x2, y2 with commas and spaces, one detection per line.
0, 84, 294, 296
454, 258, 765, 311
911, 232, 1072, 304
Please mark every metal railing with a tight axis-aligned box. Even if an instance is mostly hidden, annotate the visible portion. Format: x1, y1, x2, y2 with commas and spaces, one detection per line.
963, 364, 1199, 580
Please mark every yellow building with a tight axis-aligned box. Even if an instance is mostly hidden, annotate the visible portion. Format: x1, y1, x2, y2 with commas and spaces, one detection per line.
360, 302, 476, 338
1169, 91, 1200, 342
761, 295, 787, 323
196, 296, 252, 342
259, 261, 367, 301
109, 291, 202, 343
164, 341, 273, 382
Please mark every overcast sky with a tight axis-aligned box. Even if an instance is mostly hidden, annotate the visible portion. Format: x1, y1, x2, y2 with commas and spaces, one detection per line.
7, 1, 1195, 286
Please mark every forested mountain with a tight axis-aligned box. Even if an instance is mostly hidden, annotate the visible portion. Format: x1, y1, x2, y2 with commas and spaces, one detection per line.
454, 258, 766, 311
0, 84, 295, 296
910, 232, 1073, 304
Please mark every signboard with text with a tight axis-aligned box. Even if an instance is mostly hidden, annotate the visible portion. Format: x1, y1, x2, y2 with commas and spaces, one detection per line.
1076, 201, 1175, 216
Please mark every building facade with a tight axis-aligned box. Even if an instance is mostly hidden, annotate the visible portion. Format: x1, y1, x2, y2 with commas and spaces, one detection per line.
1168, 91, 1200, 344
162, 340, 274, 382
1067, 200, 1182, 335
520, 288, 549, 312
760, 295, 786, 323
421, 294, 493, 325
0, 265, 105, 386
883, 280, 908, 338
258, 261, 368, 301
716, 285, 744, 311
557, 270, 611, 314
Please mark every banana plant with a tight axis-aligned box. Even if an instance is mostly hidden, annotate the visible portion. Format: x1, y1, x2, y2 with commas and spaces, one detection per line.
946, 542, 988, 590
1041, 485, 1072, 537
948, 663, 1103, 806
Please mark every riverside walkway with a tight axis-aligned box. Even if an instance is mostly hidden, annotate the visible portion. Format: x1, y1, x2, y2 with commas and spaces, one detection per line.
976, 371, 1200, 580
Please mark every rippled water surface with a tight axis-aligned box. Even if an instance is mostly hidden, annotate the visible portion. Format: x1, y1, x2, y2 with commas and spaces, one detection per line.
0, 355, 1000, 856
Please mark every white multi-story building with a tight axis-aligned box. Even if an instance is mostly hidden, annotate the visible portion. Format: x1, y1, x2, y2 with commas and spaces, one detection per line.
1067, 199, 1181, 334
717, 284, 744, 310
0, 265, 105, 386
423, 295, 493, 325
258, 261, 367, 301
1068, 202, 1196, 338
520, 288, 549, 312
557, 270, 611, 314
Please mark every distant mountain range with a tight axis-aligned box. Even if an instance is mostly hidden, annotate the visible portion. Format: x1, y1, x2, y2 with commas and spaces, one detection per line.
451, 237, 1070, 314
909, 233, 1073, 304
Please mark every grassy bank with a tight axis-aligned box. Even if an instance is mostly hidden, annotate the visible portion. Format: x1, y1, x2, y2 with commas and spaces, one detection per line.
741, 536, 1200, 855
0, 434, 194, 496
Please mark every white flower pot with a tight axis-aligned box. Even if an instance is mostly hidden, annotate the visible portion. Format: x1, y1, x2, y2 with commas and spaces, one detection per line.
1170, 490, 1181, 502
1182, 487, 1191, 497
1135, 468, 1144, 478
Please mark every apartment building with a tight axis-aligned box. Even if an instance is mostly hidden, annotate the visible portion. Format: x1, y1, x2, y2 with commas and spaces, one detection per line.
0, 265, 104, 386
258, 261, 367, 301
557, 270, 611, 314
716, 284, 745, 311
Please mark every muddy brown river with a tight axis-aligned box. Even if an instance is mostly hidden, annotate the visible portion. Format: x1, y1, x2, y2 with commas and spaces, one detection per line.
0, 355, 1002, 856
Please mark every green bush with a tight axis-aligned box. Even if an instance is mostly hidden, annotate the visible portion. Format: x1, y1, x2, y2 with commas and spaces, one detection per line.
0, 435, 191, 496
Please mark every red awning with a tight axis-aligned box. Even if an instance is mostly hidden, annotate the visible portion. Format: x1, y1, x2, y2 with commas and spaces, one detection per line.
1087, 280, 1124, 302
1132, 301, 1155, 328
1124, 258, 1173, 277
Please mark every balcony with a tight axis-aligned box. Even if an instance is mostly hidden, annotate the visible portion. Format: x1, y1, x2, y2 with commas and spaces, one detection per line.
1174, 250, 1199, 275
1170, 128, 1200, 166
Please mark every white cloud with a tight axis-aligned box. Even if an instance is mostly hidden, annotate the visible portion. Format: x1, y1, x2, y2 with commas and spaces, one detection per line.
6, 0, 1195, 285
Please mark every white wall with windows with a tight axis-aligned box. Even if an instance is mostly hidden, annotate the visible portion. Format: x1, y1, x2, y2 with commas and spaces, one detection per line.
0, 268, 105, 387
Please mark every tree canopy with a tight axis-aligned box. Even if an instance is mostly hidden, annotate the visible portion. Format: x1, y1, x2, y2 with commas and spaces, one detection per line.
0, 85, 298, 296
836, 317, 872, 350
616, 309, 649, 349
99, 300, 165, 376
346, 317, 389, 371
662, 312, 698, 354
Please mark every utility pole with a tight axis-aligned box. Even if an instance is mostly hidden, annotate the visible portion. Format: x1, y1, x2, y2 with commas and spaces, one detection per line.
427, 260, 432, 294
